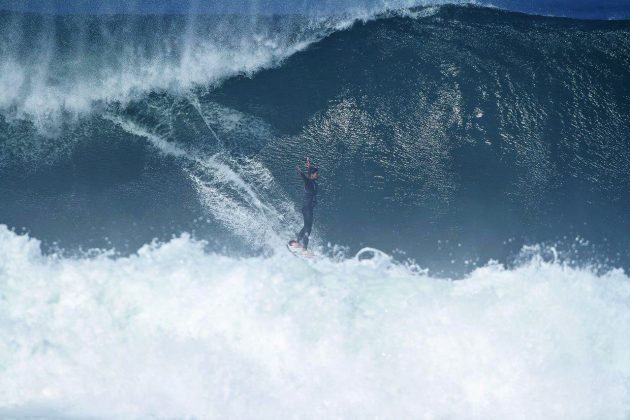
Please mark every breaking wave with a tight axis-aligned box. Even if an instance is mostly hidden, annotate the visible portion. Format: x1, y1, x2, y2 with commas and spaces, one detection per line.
0, 226, 629, 418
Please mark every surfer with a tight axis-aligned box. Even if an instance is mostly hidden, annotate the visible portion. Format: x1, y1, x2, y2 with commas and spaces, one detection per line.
295, 157, 319, 250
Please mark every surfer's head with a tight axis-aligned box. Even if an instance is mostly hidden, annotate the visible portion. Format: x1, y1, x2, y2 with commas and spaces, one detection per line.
307, 166, 319, 180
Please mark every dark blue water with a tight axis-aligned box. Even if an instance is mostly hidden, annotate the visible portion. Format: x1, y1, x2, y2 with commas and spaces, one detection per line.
0, 5, 628, 275
2, 0, 630, 19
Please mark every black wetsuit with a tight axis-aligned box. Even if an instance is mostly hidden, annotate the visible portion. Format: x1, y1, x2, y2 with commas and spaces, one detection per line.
297, 170, 317, 249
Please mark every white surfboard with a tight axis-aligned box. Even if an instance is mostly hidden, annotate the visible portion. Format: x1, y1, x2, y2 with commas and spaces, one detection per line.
286, 241, 316, 259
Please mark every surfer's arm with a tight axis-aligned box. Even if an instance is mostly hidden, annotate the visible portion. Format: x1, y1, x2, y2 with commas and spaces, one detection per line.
296, 165, 308, 182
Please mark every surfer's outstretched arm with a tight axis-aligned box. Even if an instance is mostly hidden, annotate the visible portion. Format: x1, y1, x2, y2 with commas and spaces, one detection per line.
296, 165, 308, 182
296, 158, 311, 183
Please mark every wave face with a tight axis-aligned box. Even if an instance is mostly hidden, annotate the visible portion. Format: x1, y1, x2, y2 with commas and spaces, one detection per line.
1, 5, 628, 272
1, 226, 629, 419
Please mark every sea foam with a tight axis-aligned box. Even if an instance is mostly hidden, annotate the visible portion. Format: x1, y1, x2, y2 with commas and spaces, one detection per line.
0, 225, 629, 419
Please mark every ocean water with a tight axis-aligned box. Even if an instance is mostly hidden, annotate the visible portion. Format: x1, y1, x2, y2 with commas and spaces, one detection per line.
0, 1, 629, 418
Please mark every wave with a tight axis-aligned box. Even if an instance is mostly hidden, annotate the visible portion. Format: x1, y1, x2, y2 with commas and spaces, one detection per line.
0, 5, 628, 274
0, 225, 629, 418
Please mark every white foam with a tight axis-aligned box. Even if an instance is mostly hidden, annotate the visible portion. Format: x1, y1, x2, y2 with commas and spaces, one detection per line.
106, 112, 301, 250
0, 225, 629, 419
188, 154, 296, 248
103, 114, 188, 158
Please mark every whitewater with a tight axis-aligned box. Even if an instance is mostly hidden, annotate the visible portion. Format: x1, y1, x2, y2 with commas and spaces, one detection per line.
1, 226, 629, 419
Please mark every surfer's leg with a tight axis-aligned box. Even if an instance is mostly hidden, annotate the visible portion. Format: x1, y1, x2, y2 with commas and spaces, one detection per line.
297, 226, 306, 244
297, 206, 309, 245
301, 206, 314, 249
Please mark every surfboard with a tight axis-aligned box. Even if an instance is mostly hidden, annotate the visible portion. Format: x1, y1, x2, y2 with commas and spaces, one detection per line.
287, 240, 316, 259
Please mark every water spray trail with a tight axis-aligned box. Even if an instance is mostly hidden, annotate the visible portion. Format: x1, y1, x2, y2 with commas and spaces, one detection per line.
104, 111, 298, 250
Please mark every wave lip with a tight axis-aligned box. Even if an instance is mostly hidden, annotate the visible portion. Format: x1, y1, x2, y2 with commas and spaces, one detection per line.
0, 11, 342, 132
1, 226, 629, 418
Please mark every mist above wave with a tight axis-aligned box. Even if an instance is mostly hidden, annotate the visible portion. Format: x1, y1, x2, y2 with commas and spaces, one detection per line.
0, 1, 448, 132
0, 11, 330, 132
